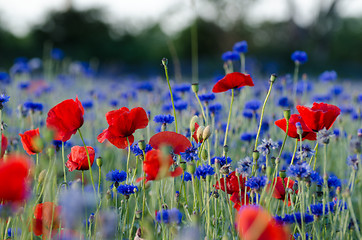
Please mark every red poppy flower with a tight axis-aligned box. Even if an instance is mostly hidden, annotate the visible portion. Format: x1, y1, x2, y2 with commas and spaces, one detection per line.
149, 131, 191, 155
1, 134, 7, 159
0, 153, 32, 202
192, 123, 203, 143
267, 177, 297, 205
214, 171, 247, 194
32, 202, 61, 239
212, 72, 254, 93
46, 97, 84, 142
97, 107, 148, 149
235, 206, 290, 240
275, 114, 317, 141
296, 102, 341, 132
141, 149, 183, 183
19, 128, 42, 155
66, 146, 95, 172
230, 191, 249, 211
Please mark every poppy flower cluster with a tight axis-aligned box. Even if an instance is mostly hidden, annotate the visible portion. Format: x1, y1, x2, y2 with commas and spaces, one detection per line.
32, 202, 61, 239
19, 128, 42, 155
267, 177, 297, 205
275, 102, 340, 140
66, 146, 95, 172
98, 107, 148, 149
46, 97, 84, 142
149, 131, 191, 155
212, 72, 254, 93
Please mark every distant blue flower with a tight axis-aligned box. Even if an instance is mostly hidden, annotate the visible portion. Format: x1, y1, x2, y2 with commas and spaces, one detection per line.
174, 100, 188, 111
117, 184, 138, 196
287, 161, 311, 179
242, 109, 255, 119
296, 144, 315, 160
222, 51, 240, 61
319, 70, 337, 82
240, 132, 256, 142
209, 103, 222, 115
199, 93, 215, 102
82, 100, 93, 110
109, 99, 118, 107
156, 208, 182, 224
328, 175, 341, 188
296, 81, 313, 95
277, 96, 292, 108
233, 41, 248, 53
257, 138, 278, 156
333, 129, 340, 138
291, 51, 308, 64
310, 202, 335, 216
162, 103, 173, 112
137, 82, 153, 92
130, 143, 152, 156
236, 157, 254, 177
10, 61, 30, 74
18, 81, 30, 90
0, 72, 10, 84
283, 212, 314, 224
245, 176, 268, 191
194, 164, 214, 179
106, 170, 127, 183
23, 101, 43, 112
330, 85, 343, 96
245, 99, 261, 111
313, 94, 332, 103
181, 172, 192, 181
210, 156, 232, 166
180, 143, 199, 162
310, 171, 323, 185
154, 114, 175, 124
347, 155, 359, 170
51, 48, 65, 60
0, 94, 10, 104
163, 92, 181, 102
174, 83, 190, 93
294, 233, 312, 240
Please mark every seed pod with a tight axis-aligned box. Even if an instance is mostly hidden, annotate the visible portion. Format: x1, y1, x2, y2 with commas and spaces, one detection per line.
203, 125, 212, 140
190, 116, 199, 132
197, 126, 205, 142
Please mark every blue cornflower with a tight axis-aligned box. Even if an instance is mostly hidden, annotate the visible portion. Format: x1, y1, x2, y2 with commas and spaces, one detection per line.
117, 184, 138, 196
180, 143, 199, 162
109, 99, 118, 107
233, 40, 248, 53
319, 70, 337, 82
347, 155, 359, 170
51, 48, 65, 60
174, 100, 188, 111
240, 132, 256, 142
0, 94, 10, 104
277, 96, 292, 108
181, 172, 192, 182
296, 81, 313, 95
23, 101, 43, 112
245, 176, 268, 191
327, 175, 341, 188
174, 83, 190, 93
82, 100, 93, 110
162, 103, 173, 112
313, 94, 331, 103
330, 85, 343, 96
296, 145, 315, 160
222, 51, 240, 61
163, 92, 181, 102
156, 208, 182, 224
236, 157, 254, 177
310, 171, 323, 185
194, 164, 214, 179
130, 143, 152, 156
0, 72, 10, 84
211, 156, 232, 167
209, 103, 222, 115
18, 81, 30, 90
287, 161, 311, 179
137, 82, 153, 92
310, 202, 334, 216
153, 114, 175, 124
244, 99, 261, 111
106, 170, 127, 183
242, 109, 255, 119
257, 138, 278, 156
199, 93, 215, 102
291, 51, 308, 64
294, 233, 312, 240
283, 213, 314, 224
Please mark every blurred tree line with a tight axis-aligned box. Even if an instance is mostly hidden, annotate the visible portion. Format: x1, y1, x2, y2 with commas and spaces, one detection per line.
0, 5, 361, 78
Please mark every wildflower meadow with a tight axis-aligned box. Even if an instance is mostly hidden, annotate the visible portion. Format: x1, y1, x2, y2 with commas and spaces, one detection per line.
0, 42, 361, 240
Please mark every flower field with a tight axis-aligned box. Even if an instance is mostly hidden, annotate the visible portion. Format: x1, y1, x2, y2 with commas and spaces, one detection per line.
0, 43, 361, 240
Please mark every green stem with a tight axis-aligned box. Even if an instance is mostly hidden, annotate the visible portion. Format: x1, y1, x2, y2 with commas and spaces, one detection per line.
293, 62, 300, 102
162, 61, 178, 133
61, 141, 67, 183
78, 129, 96, 194
194, 92, 207, 124
240, 53, 245, 73
98, 166, 101, 196
277, 118, 289, 159
126, 137, 131, 183
223, 88, 234, 153
254, 80, 274, 150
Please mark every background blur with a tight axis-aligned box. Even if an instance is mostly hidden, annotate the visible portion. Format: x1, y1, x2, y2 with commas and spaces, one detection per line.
0, 0, 362, 78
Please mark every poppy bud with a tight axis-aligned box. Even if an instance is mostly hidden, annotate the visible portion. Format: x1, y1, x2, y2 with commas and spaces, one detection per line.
47, 147, 55, 157
212, 191, 219, 198
201, 149, 208, 160
106, 189, 112, 200
161, 58, 168, 67
161, 123, 167, 131
279, 170, 286, 179
180, 161, 186, 171
190, 116, 199, 132
283, 109, 291, 121
275, 157, 280, 164
342, 189, 350, 198
266, 166, 272, 178
192, 83, 199, 94
96, 157, 103, 167
223, 145, 229, 155
187, 162, 196, 175
136, 210, 142, 219
138, 140, 146, 151
89, 213, 95, 224
38, 169, 47, 184
43, 128, 55, 142
293, 182, 298, 191
202, 125, 212, 141
33, 136, 44, 151
220, 164, 230, 175
252, 150, 259, 161
296, 122, 303, 136
197, 126, 205, 142
269, 74, 277, 83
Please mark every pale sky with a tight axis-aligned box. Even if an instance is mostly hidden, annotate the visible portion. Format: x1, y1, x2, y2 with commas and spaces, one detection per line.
0, 0, 361, 36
